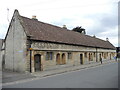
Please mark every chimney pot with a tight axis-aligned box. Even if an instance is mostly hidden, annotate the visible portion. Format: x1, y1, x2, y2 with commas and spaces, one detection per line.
32, 15, 37, 20
106, 38, 109, 41
63, 25, 67, 29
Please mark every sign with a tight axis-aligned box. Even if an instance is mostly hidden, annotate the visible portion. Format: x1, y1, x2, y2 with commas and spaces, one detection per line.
29, 48, 33, 50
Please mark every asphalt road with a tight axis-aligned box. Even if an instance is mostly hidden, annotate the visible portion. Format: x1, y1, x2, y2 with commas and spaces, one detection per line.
3, 62, 118, 88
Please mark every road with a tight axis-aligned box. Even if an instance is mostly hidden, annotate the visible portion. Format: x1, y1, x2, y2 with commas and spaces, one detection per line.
3, 62, 118, 88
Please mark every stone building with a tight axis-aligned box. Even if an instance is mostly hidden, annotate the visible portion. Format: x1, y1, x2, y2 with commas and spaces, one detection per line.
0, 39, 4, 70
4, 10, 116, 73
0, 39, 2, 70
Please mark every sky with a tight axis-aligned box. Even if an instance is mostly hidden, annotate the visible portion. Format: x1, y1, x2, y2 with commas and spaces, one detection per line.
0, 0, 119, 47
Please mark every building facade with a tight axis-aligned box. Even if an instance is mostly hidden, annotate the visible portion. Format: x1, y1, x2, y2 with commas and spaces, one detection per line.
0, 39, 5, 70
4, 10, 116, 73
0, 39, 3, 70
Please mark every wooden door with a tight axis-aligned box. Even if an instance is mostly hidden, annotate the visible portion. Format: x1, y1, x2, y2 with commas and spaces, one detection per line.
34, 54, 41, 71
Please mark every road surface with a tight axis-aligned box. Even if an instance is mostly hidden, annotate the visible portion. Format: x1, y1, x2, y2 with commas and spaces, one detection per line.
3, 62, 118, 88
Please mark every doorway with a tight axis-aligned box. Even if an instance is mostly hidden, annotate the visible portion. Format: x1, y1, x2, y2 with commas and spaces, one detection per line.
110, 54, 111, 60
56, 53, 60, 65
62, 53, 66, 64
80, 54, 83, 64
34, 54, 41, 71
99, 54, 101, 61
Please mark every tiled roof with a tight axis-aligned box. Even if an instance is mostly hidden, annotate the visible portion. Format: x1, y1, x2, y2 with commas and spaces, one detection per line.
20, 16, 115, 49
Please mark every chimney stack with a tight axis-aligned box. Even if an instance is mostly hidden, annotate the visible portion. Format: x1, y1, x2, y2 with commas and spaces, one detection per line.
63, 25, 67, 29
106, 38, 109, 41
32, 15, 37, 20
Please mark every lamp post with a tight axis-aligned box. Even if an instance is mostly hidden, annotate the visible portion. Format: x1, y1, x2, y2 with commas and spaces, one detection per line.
96, 47, 98, 62
29, 40, 33, 73
27, 36, 33, 73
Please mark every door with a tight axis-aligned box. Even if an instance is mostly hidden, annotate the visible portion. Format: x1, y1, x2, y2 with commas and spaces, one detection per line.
62, 53, 66, 64
34, 54, 41, 71
110, 54, 111, 60
80, 54, 83, 64
56, 54, 60, 65
89, 53, 91, 61
99, 54, 101, 61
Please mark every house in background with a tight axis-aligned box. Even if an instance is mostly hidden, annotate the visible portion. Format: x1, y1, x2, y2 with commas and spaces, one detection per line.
4, 9, 116, 73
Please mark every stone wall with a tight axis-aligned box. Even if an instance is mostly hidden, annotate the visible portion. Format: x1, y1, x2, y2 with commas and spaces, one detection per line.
27, 41, 116, 72
0, 42, 5, 70
5, 11, 27, 72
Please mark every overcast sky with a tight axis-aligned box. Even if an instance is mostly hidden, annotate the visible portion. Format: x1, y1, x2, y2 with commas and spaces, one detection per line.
0, 0, 119, 46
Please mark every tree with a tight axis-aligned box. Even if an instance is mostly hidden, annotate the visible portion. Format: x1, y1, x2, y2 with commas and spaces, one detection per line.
72, 26, 86, 34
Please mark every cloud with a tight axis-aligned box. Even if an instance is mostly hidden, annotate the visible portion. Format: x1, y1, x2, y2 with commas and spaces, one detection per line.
82, 8, 118, 44
0, 24, 8, 39
101, 15, 117, 28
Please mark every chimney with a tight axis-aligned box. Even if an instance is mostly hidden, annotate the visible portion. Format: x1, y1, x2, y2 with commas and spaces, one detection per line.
93, 35, 96, 38
63, 25, 67, 29
32, 15, 37, 20
106, 38, 109, 41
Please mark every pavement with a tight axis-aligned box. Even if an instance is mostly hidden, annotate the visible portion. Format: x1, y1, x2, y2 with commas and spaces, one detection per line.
2, 59, 117, 85
2, 70, 35, 83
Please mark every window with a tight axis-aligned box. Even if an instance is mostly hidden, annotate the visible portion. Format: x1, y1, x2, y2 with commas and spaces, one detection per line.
85, 52, 87, 58
46, 52, 53, 60
68, 52, 72, 59
49, 52, 53, 60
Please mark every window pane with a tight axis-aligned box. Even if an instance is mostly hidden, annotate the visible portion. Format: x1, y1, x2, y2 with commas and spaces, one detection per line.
46, 52, 49, 60
85, 52, 87, 58
68, 52, 72, 59
50, 52, 53, 60
46, 52, 53, 60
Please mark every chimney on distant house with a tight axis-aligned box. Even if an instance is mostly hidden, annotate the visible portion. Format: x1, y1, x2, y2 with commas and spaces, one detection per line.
63, 25, 67, 29
32, 15, 37, 20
